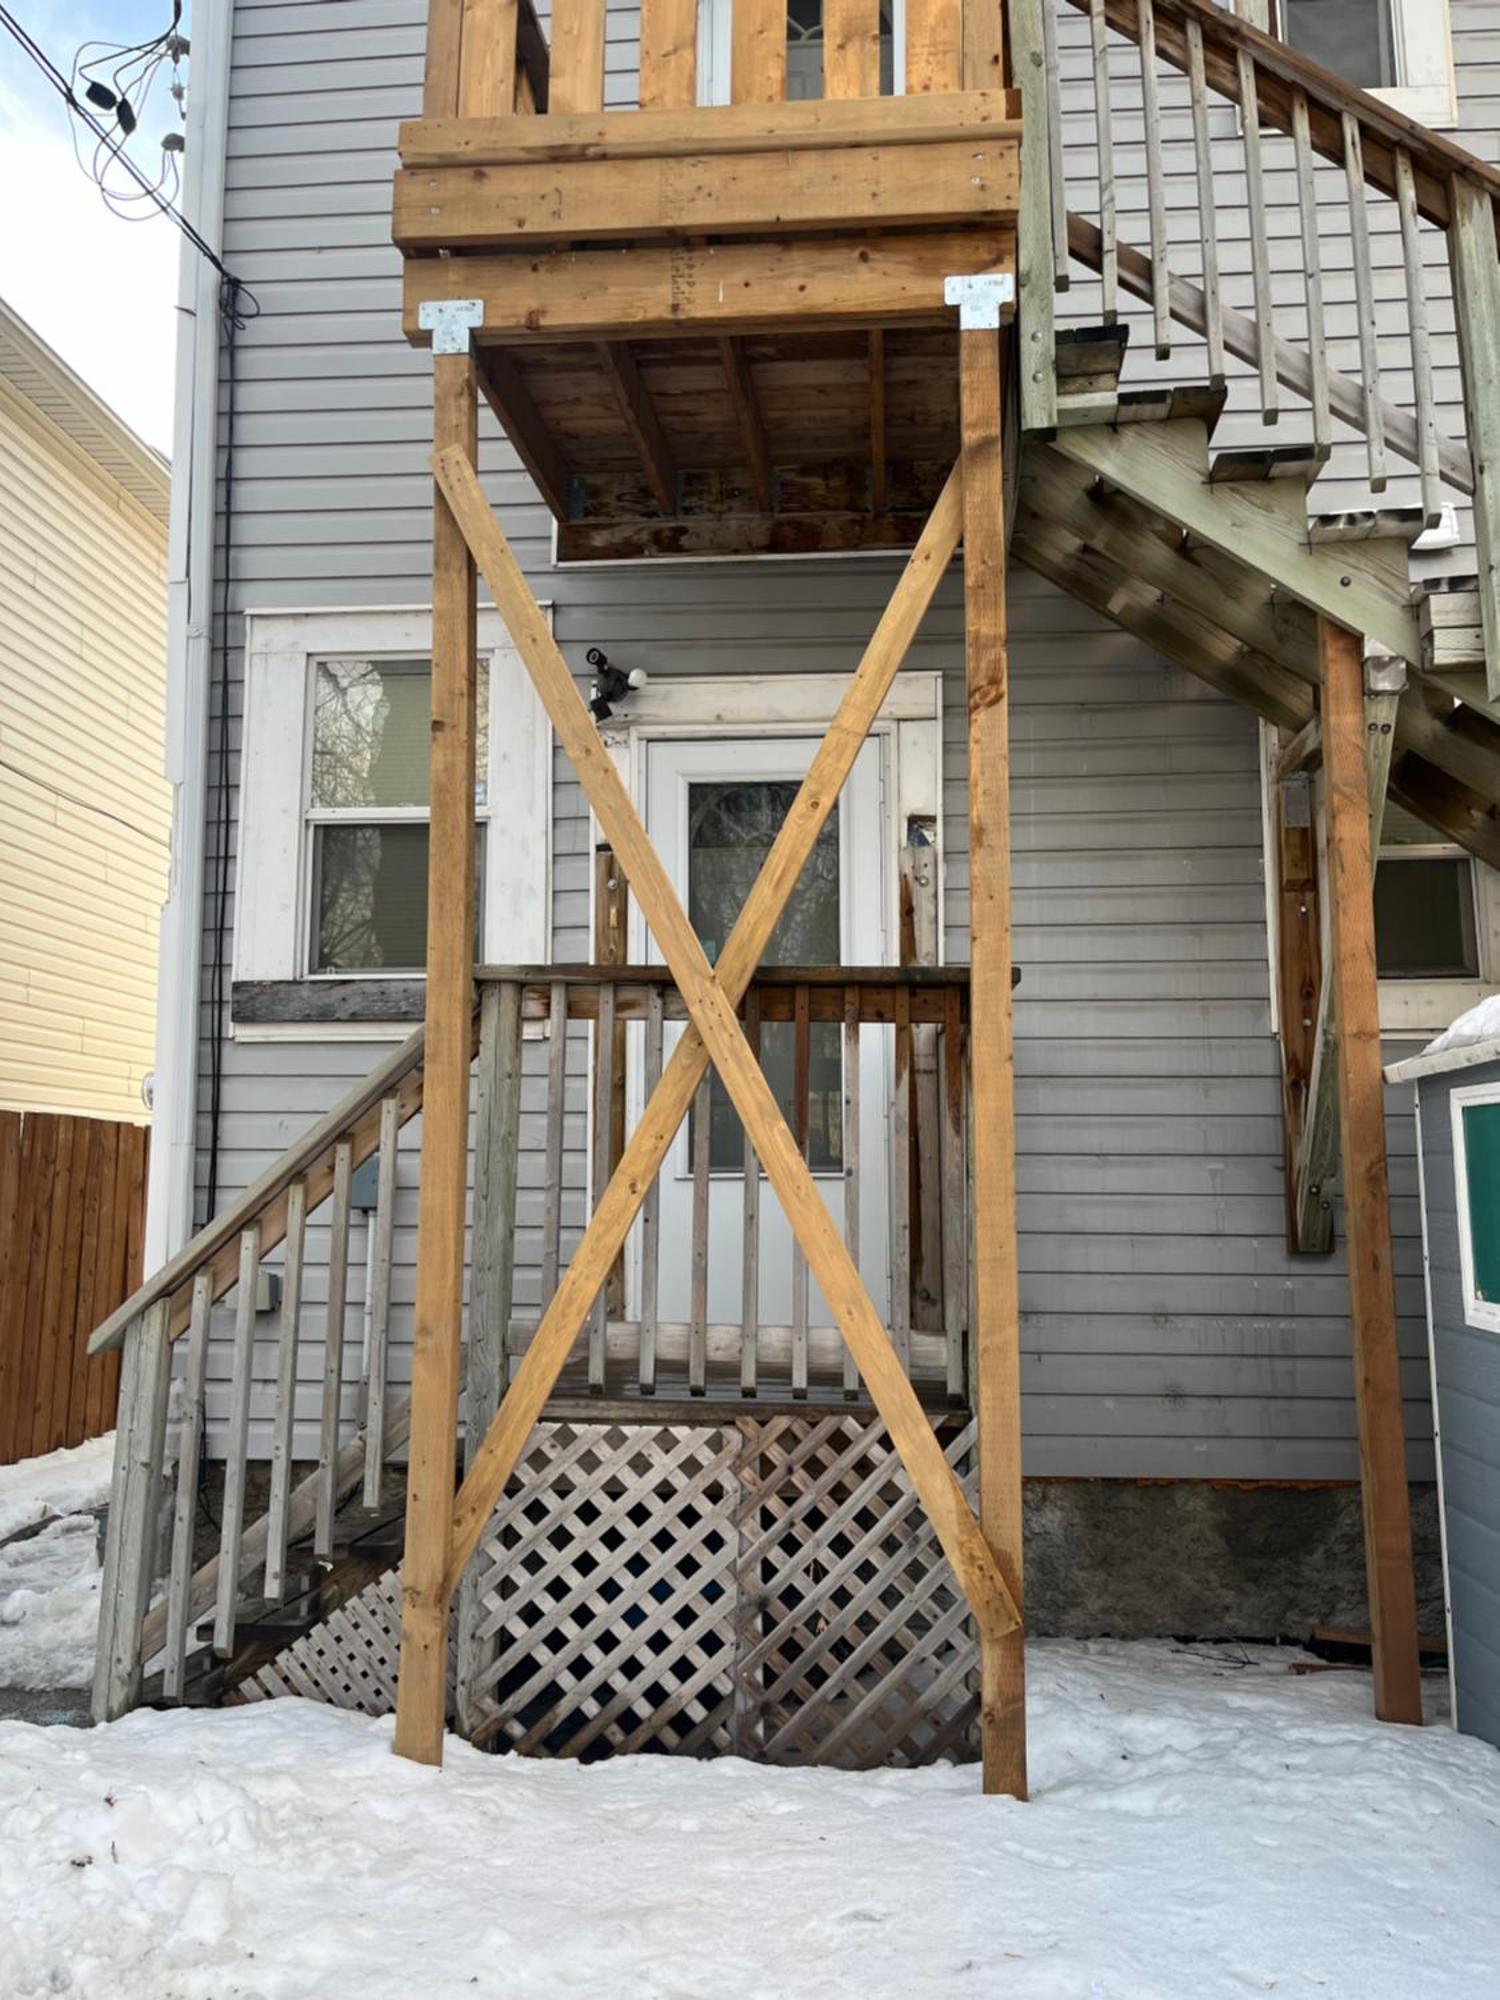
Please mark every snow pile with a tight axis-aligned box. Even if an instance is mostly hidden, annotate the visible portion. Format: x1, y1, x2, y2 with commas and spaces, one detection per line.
0, 1435, 114, 1691
1424, 992, 1500, 1055
2, 1642, 1499, 1998
0, 1434, 114, 1544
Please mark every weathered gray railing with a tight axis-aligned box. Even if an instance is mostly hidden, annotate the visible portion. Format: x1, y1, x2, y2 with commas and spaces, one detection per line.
486, 966, 971, 1404
92, 962, 970, 1722
1012, 0, 1500, 698
90, 1021, 441, 1721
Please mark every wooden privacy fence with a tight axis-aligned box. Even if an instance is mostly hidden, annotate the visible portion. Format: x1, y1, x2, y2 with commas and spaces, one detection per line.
0, 1111, 146, 1466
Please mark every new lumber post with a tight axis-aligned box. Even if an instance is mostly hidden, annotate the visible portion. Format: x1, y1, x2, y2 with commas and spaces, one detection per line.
1317, 614, 1422, 1726
395, 299, 484, 1764
951, 270, 1027, 1796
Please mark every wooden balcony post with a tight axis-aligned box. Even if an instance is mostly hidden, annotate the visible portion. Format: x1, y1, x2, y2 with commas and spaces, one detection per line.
394, 343, 480, 1765
959, 308, 1027, 1797
1318, 614, 1422, 1726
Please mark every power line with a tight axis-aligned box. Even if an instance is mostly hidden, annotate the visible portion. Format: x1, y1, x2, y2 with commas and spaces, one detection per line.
0, 3, 254, 304
1, 3, 259, 1221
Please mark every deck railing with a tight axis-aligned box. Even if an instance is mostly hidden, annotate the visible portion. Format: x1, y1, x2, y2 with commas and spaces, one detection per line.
90, 961, 970, 1717
1014, 0, 1500, 693
421, 0, 1003, 121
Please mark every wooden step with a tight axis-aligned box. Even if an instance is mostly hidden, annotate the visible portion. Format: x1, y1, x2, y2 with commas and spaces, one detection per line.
1208, 443, 1331, 487
1054, 322, 1130, 390
1054, 325, 1131, 429
1420, 576, 1486, 671
1116, 384, 1227, 437
1056, 380, 1228, 436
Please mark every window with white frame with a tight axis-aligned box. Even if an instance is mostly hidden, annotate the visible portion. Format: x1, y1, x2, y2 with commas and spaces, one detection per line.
1241, 1, 1457, 127
307, 655, 489, 973
1451, 1080, 1500, 1334
235, 609, 550, 1008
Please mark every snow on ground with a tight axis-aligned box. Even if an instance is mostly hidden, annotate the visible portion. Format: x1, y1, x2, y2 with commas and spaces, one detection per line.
2, 1642, 1499, 2000
0, 1436, 114, 1546
0, 1436, 113, 1691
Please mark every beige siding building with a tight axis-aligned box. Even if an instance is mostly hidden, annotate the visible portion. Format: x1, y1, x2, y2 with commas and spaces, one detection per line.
0, 299, 170, 1122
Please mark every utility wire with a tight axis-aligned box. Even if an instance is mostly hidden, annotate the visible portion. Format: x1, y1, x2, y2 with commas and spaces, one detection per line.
0, 3, 251, 301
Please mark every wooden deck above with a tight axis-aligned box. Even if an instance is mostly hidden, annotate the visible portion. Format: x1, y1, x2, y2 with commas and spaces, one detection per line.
395, 0, 1020, 557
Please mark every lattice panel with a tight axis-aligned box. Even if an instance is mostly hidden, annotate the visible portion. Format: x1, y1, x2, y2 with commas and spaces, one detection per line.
236, 1568, 409, 1716
733, 1416, 979, 1768
465, 1423, 742, 1758
232, 1415, 979, 1769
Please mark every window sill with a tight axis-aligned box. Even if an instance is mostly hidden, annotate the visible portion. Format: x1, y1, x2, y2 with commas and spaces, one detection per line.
232, 978, 426, 1039
1368, 83, 1458, 130
1379, 979, 1498, 1039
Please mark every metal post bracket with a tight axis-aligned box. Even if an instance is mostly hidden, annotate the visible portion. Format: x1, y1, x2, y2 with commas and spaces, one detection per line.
419, 299, 484, 354
944, 273, 1017, 330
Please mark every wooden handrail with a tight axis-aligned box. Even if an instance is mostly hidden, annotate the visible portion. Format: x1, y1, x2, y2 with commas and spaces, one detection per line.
1062, 0, 1500, 227
87, 1020, 447, 1355
1065, 213, 1475, 496
92, 963, 979, 1356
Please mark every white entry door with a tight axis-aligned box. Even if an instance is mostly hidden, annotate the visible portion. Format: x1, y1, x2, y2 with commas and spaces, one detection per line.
638, 733, 893, 1328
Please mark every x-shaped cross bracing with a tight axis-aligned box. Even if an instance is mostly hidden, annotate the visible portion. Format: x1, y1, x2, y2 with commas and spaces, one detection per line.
432, 445, 1020, 1641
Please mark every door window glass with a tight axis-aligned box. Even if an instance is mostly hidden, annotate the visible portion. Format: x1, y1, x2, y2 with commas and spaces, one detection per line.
687, 779, 843, 1171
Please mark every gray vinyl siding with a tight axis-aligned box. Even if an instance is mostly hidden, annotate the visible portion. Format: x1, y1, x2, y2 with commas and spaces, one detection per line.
1416, 1066, 1500, 1748
190, 0, 1499, 1476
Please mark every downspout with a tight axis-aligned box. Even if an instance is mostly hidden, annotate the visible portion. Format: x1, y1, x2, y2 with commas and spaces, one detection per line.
145, 0, 234, 1269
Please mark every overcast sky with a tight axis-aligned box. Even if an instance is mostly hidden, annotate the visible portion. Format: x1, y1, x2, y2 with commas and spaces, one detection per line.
1, 0, 188, 454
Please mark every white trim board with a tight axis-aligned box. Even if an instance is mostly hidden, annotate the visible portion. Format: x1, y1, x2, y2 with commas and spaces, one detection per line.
1385, 1037, 1500, 1083
1450, 1078, 1500, 1336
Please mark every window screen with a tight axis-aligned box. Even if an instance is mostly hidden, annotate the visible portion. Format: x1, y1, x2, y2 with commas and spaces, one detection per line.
1279, 0, 1397, 90
1374, 803, 1479, 980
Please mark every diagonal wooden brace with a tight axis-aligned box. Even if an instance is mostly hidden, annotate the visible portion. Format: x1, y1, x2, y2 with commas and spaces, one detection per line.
436, 448, 1018, 1640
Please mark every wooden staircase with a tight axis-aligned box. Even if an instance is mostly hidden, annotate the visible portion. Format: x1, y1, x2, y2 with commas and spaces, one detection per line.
1005, 0, 1500, 1261
87, 0, 1500, 1760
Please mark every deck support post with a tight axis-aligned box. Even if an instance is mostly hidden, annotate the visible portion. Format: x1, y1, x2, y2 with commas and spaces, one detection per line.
1272, 763, 1321, 1251
1288, 652, 1403, 1253
394, 339, 481, 1764
91, 1300, 171, 1722
431, 448, 1021, 1660
959, 310, 1027, 1797
1318, 614, 1423, 1725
